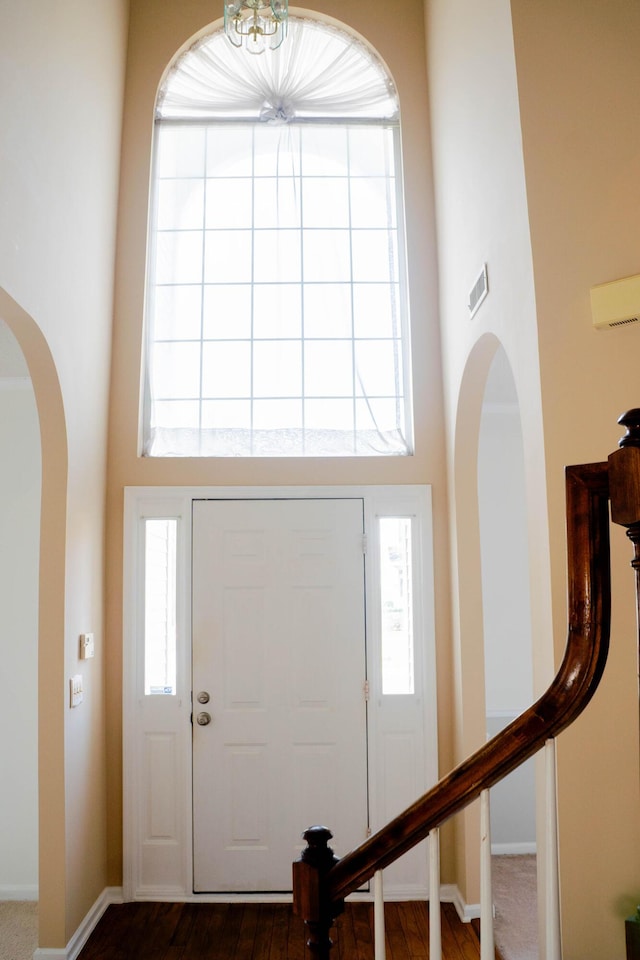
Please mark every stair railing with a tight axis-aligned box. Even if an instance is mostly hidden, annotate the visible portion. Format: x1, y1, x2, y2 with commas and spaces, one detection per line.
293, 410, 640, 958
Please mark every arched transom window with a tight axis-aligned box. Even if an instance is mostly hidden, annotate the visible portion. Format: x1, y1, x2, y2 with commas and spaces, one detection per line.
143, 17, 413, 457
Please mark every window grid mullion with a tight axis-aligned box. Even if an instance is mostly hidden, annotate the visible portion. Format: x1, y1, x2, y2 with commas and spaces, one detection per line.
198, 127, 208, 450
250, 126, 256, 456
299, 128, 307, 456
385, 128, 402, 433
347, 127, 357, 455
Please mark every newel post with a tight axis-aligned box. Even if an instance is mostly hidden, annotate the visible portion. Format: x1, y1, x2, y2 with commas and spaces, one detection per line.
609, 409, 640, 635
293, 825, 344, 959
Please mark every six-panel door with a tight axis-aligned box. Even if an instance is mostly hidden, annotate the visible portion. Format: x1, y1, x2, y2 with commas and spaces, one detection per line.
191, 498, 369, 892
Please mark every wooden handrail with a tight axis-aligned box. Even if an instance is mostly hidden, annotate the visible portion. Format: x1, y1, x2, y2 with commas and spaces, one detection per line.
294, 448, 622, 956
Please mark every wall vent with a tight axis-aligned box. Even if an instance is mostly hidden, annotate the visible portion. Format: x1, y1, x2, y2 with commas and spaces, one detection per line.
609, 316, 639, 328
468, 264, 489, 318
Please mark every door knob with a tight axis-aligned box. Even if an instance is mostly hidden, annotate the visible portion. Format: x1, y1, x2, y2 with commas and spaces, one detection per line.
196, 711, 212, 726
196, 691, 210, 704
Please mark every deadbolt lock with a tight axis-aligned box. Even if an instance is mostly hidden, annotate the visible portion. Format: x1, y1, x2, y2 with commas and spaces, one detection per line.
196, 691, 210, 704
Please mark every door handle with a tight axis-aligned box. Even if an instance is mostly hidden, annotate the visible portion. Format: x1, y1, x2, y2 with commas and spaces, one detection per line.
196, 711, 212, 726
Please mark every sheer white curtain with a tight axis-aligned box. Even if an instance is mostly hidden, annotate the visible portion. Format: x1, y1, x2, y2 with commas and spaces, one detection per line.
157, 18, 398, 121
144, 17, 412, 458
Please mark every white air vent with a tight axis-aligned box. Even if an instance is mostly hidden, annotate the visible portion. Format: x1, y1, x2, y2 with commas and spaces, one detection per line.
468, 264, 489, 318
591, 274, 640, 329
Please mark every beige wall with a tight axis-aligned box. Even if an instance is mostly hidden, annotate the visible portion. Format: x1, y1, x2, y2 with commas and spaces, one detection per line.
0, 0, 128, 947
428, 0, 640, 953
1, 0, 635, 950
426, 0, 549, 910
511, 2, 640, 955
107, 0, 453, 882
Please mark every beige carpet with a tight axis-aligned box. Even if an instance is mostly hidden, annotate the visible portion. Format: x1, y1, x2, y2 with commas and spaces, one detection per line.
0, 901, 38, 960
492, 854, 538, 960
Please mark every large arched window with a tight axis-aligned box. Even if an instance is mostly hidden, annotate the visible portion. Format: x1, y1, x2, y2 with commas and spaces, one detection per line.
143, 17, 413, 457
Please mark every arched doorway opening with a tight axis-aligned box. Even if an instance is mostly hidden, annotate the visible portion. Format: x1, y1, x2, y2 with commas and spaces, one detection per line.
478, 344, 537, 949
0, 319, 40, 952
0, 287, 68, 952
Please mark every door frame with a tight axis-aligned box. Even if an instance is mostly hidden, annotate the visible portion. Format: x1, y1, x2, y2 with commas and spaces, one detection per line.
123, 485, 438, 902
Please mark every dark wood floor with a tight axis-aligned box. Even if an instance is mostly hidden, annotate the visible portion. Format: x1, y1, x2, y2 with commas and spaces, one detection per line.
77, 901, 482, 960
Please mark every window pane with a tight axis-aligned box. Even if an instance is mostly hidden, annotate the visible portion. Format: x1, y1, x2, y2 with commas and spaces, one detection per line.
305, 398, 354, 431
203, 285, 252, 339
349, 127, 395, 177
153, 399, 200, 429
254, 177, 301, 228
379, 518, 414, 695
157, 126, 206, 178
204, 230, 252, 283
145, 518, 177, 696
302, 179, 349, 228
355, 340, 403, 397
254, 125, 302, 176
152, 341, 201, 398
153, 285, 202, 341
301, 127, 348, 175
155, 231, 203, 285
206, 126, 253, 177
206, 178, 253, 229
253, 230, 301, 283
201, 399, 251, 428
304, 341, 353, 396
201, 341, 251, 397
253, 340, 302, 397
351, 230, 398, 283
157, 179, 205, 231
350, 178, 397, 229
356, 397, 405, 434
253, 284, 301, 338
253, 398, 302, 429
353, 283, 399, 339
303, 230, 351, 282
304, 284, 352, 338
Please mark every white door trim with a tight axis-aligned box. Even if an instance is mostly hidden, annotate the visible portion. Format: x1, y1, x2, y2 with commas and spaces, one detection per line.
122, 485, 438, 902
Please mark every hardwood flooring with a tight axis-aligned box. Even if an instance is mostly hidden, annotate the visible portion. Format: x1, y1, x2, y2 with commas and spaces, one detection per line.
77, 901, 482, 960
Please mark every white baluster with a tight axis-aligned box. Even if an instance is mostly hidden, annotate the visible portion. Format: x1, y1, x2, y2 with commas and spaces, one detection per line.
480, 789, 495, 960
429, 827, 442, 960
374, 869, 386, 960
545, 739, 562, 960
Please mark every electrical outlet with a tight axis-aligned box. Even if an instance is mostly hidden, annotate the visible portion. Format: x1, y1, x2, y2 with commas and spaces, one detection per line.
79, 633, 95, 659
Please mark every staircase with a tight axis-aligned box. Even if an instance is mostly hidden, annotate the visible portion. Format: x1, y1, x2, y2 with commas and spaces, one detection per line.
293, 409, 640, 959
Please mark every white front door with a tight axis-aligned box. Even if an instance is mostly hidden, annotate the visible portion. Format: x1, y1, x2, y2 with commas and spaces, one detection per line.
191, 498, 369, 893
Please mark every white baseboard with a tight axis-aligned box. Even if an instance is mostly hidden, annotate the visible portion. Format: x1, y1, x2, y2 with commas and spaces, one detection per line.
33, 886, 123, 960
0, 884, 38, 901
131, 885, 432, 904
491, 842, 537, 856
440, 883, 480, 922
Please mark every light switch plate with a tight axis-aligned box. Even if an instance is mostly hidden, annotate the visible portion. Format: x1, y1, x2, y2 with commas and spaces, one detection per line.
79, 633, 95, 659
70, 675, 83, 708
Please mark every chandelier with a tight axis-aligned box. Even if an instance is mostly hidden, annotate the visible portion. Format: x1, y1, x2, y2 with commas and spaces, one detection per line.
224, 0, 288, 54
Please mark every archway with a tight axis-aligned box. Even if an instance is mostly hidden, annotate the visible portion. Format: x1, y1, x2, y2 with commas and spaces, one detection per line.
0, 287, 68, 951
0, 319, 40, 956
478, 345, 537, 949
453, 333, 538, 947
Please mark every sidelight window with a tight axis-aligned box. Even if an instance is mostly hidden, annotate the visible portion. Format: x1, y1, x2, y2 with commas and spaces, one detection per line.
144, 518, 177, 695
